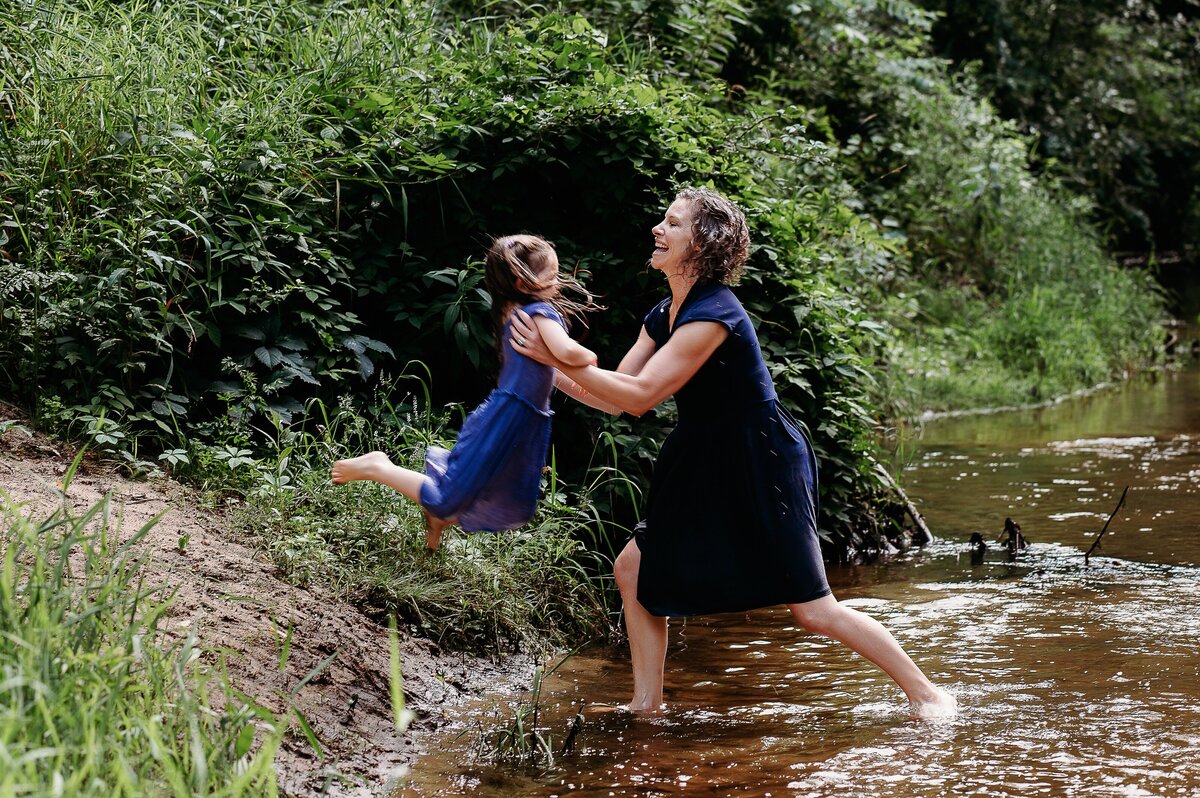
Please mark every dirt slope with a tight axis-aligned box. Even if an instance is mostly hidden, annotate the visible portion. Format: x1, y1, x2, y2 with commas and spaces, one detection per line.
0, 418, 534, 796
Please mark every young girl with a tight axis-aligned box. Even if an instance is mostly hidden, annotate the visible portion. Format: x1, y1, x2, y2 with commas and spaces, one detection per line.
331, 234, 619, 549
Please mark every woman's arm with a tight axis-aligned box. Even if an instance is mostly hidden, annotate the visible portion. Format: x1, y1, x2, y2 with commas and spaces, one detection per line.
530, 315, 597, 368
553, 371, 623, 415
615, 328, 657, 376
559, 323, 727, 416
512, 310, 728, 416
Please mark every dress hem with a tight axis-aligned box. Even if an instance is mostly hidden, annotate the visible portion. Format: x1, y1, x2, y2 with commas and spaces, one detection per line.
639, 585, 835, 619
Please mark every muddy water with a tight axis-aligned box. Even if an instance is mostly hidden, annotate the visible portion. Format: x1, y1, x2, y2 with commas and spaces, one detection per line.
404, 367, 1200, 797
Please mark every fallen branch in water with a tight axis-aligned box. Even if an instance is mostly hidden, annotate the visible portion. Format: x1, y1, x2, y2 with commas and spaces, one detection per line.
874, 464, 934, 544
1084, 485, 1129, 565
1004, 517, 1028, 555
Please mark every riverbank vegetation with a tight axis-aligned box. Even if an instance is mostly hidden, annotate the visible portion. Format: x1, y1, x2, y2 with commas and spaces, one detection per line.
229, 392, 617, 653
0, 491, 284, 794
2, 0, 1192, 601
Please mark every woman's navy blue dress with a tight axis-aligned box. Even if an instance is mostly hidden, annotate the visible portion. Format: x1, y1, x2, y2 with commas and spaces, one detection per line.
635, 282, 832, 617
419, 301, 563, 532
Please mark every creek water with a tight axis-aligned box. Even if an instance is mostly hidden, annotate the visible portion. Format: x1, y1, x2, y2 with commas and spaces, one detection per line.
403, 366, 1200, 797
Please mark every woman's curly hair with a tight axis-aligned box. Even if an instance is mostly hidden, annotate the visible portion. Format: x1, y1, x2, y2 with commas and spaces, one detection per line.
676, 187, 750, 284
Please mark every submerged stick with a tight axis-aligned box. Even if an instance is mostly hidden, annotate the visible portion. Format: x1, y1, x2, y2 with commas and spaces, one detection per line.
874, 464, 934, 544
1084, 485, 1129, 564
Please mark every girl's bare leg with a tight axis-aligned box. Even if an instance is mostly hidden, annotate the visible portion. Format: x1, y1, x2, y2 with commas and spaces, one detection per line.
788, 595, 957, 718
614, 539, 668, 712
331, 452, 452, 549
332, 451, 426, 499
423, 511, 454, 550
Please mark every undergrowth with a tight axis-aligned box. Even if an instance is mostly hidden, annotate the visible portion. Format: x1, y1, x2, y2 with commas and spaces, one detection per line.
228, 386, 621, 655
0, 491, 283, 795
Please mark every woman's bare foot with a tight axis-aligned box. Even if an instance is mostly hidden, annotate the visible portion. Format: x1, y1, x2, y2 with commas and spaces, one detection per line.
582, 702, 665, 716
909, 687, 958, 719
331, 451, 391, 485
423, 511, 452, 550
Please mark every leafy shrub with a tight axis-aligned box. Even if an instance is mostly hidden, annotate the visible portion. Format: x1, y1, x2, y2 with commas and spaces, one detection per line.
0, 0, 1167, 559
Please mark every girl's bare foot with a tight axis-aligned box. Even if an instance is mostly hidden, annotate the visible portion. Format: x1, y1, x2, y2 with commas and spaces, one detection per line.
331, 451, 391, 484
423, 511, 452, 550
909, 687, 958, 719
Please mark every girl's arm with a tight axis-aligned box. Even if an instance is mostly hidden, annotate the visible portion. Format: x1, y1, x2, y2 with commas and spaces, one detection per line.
553, 371, 623, 415
512, 310, 727, 417
530, 315, 597, 368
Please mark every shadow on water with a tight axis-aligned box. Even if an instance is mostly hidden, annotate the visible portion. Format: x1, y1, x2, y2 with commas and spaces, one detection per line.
402, 366, 1200, 797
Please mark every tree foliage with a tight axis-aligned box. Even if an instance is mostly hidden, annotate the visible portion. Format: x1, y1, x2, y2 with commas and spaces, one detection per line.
0, 0, 1168, 555
920, 0, 1200, 258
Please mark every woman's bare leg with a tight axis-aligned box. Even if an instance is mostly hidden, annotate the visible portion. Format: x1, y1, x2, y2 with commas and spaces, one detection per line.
788, 595, 956, 718
614, 539, 668, 712
332, 452, 452, 549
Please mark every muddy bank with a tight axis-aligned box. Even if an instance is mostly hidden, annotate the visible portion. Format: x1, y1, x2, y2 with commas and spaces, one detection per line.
0, 418, 538, 796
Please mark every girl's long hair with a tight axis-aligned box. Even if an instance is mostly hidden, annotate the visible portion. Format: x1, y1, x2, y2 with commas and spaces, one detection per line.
484, 234, 601, 342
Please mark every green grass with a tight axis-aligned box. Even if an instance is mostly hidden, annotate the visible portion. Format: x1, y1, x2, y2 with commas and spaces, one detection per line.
880, 253, 1164, 416
231, 394, 620, 655
0, 493, 283, 796
475, 655, 582, 774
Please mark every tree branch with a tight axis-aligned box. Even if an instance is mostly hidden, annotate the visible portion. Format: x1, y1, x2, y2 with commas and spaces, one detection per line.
1084, 485, 1129, 564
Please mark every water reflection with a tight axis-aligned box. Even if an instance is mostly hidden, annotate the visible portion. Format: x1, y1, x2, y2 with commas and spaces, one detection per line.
903, 368, 1200, 566
404, 368, 1200, 798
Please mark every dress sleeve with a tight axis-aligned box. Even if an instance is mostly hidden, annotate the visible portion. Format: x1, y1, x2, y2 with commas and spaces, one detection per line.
642, 297, 671, 346
673, 286, 741, 333
524, 301, 567, 330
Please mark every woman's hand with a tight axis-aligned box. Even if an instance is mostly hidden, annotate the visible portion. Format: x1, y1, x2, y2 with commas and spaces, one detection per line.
509, 309, 559, 366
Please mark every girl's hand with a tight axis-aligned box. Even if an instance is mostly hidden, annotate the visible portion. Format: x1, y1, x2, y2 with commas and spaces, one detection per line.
510, 309, 557, 365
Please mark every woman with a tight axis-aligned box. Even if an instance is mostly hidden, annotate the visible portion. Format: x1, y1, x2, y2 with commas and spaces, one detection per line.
510, 187, 956, 718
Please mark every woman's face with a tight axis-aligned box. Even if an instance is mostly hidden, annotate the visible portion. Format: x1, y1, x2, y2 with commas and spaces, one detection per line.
651, 198, 695, 276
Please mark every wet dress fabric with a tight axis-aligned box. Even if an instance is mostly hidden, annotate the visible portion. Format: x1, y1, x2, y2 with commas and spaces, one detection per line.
635, 281, 832, 617
420, 301, 564, 532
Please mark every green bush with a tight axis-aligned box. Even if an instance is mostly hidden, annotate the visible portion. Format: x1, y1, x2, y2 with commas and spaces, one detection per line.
0, 0, 1168, 561
1, 0, 902, 553
865, 70, 1164, 410
920, 0, 1200, 257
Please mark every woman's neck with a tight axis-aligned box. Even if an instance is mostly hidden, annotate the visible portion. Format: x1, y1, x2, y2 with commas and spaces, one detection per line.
666, 271, 699, 310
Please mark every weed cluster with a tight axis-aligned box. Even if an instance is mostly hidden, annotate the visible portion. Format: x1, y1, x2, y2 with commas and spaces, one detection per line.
475, 659, 582, 774
0, 493, 282, 794
226, 388, 620, 655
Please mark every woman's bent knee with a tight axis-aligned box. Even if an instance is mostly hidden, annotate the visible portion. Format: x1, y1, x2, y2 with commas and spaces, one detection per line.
789, 596, 839, 636
614, 543, 641, 594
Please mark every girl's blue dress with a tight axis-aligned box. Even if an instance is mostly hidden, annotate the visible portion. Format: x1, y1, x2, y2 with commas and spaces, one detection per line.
419, 301, 564, 532
634, 281, 833, 617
